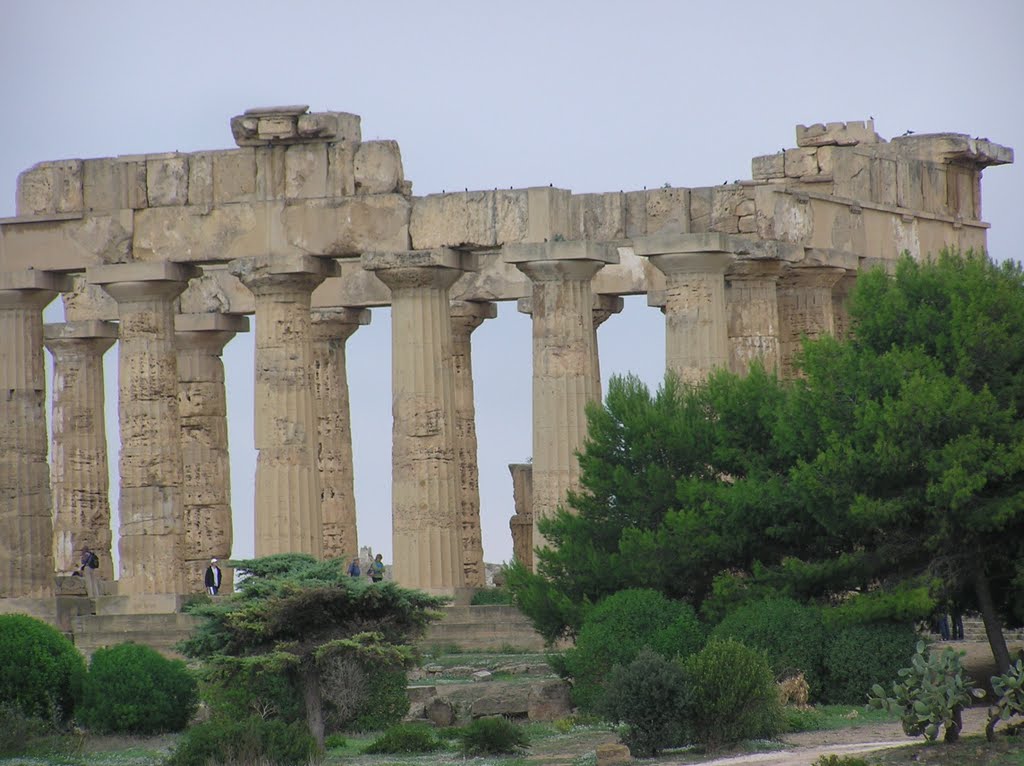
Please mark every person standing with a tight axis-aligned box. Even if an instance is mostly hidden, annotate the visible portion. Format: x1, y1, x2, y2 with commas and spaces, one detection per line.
368, 553, 385, 583
347, 557, 361, 578
204, 558, 223, 595
79, 547, 100, 598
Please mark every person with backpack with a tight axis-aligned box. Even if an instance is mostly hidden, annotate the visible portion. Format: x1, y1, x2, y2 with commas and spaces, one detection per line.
368, 553, 385, 583
79, 546, 100, 598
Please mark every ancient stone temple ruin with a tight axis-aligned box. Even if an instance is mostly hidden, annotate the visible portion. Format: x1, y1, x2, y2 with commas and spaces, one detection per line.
0, 106, 1012, 625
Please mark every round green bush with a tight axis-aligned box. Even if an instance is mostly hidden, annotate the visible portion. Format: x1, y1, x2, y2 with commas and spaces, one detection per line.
460, 716, 530, 756
167, 716, 316, 766
710, 598, 826, 699
202, 666, 303, 725
598, 648, 688, 758
78, 642, 197, 734
363, 723, 440, 754
681, 638, 783, 750
822, 621, 917, 704
564, 589, 705, 711
0, 614, 85, 724
346, 665, 409, 732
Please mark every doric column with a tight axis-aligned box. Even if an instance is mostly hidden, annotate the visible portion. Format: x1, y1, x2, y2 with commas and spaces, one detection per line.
311, 307, 370, 561
508, 463, 534, 570
87, 262, 199, 595
228, 255, 339, 558
634, 234, 733, 384
0, 270, 69, 598
725, 260, 783, 376
43, 320, 118, 579
362, 249, 475, 593
504, 241, 618, 558
591, 294, 624, 400
175, 313, 249, 592
831, 271, 859, 341
449, 300, 496, 587
776, 265, 847, 379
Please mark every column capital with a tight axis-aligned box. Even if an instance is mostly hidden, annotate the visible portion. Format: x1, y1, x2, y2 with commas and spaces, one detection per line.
88, 261, 201, 303
311, 307, 372, 343
450, 300, 497, 336
504, 240, 618, 284
362, 248, 476, 292
726, 258, 785, 283
228, 254, 339, 295
592, 294, 624, 328
43, 320, 118, 355
780, 264, 847, 289
0, 269, 72, 310
175, 313, 250, 355
646, 250, 734, 278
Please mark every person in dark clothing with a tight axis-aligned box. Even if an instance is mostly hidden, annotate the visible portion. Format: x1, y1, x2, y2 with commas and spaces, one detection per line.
368, 553, 385, 583
79, 547, 100, 598
347, 557, 361, 578
204, 558, 222, 595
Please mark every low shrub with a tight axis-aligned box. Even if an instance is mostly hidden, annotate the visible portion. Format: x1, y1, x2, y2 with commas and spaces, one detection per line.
167, 716, 317, 766
362, 723, 440, 754
0, 614, 86, 724
868, 641, 984, 742
710, 598, 826, 699
598, 648, 688, 757
563, 589, 704, 711
812, 756, 871, 766
0, 703, 54, 757
681, 639, 784, 751
323, 733, 347, 749
471, 587, 513, 606
822, 621, 917, 704
988, 658, 1024, 740
79, 642, 198, 734
460, 716, 530, 756
341, 664, 409, 732
202, 666, 303, 724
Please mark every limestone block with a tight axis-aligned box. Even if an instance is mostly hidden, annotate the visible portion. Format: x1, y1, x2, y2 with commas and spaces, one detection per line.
896, 159, 925, 210
754, 185, 779, 240
527, 680, 572, 721
773, 194, 814, 244
796, 120, 879, 147
921, 163, 947, 214
255, 146, 287, 200
646, 186, 689, 235
523, 187, 571, 243
738, 215, 757, 233
712, 187, 748, 233
187, 152, 213, 207
83, 158, 139, 212
133, 202, 268, 262
411, 191, 495, 249
146, 154, 189, 206
596, 743, 632, 766
785, 148, 818, 178
752, 152, 784, 179
870, 158, 898, 206
425, 698, 456, 726
816, 146, 836, 176
285, 143, 328, 199
283, 195, 411, 256
62, 275, 118, 322
569, 192, 625, 241
326, 142, 356, 197
832, 150, 871, 200
16, 160, 83, 215
212, 149, 257, 204
354, 140, 404, 195
623, 190, 648, 238
0, 212, 134, 272
891, 133, 1013, 167
689, 187, 712, 232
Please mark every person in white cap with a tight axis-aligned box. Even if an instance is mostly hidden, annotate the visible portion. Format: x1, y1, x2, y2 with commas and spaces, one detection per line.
204, 558, 223, 595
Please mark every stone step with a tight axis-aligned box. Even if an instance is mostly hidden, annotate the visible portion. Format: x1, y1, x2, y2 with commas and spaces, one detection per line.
71, 612, 199, 660
421, 605, 545, 651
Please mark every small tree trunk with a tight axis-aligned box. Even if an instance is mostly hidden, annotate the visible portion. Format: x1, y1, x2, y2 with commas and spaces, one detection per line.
300, 661, 325, 749
944, 705, 962, 743
973, 570, 1011, 675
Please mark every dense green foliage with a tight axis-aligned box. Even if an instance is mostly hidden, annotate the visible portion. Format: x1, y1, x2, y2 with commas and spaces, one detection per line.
598, 648, 688, 757
166, 716, 317, 766
681, 639, 784, 750
987, 658, 1024, 740
821, 622, 917, 704
509, 251, 1024, 675
868, 641, 984, 742
459, 716, 530, 756
0, 614, 85, 725
342, 665, 409, 732
362, 723, 440, 754
710, 598, 826, 698
561, 589, 704, 711
0, 703, 58, 758
78, 643, 197, 734
179, 553, 444, 747
200, 662, 303, 724
470, 587, 513, 606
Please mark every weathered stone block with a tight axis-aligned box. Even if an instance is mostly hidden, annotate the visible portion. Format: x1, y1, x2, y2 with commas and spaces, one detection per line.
623, 190, 647, 238
187, 152, 213, 207
16, 160, 83, 215
646, 187, 689, 235
326, 142, 356, 197
354, 140, 404, 195
796, 119, 879, 147
896, 159, 925, 211
283, 195, 411, 255
258, 116, 296, 141
146, 154, 189, 206
871, 158, 898, 206
285, 143, 328, 199
569, 192, 625, 241
212, 149, 257, 204
785, 148, 818, 178
410, 191, 495, 249
689, 187, 712, 232
832, 150, 871, 200
596, 743, 632, 766
752, 152, 784, 179
816, 146, 836, 176
255, 146, 287, 200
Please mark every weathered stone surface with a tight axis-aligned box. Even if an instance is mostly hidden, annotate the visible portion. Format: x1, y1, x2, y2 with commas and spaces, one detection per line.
508, 463, 533, 569
596, 742, 632, 766
425, 698, 456, 726
285, 143, 328, 199
785, 148, 819, 178
283, 195, 412, 256
752, 152, 784, 179
726, 260, 782, 376
354, 140, 404, 195
796, 120, 879, 148
16, 160, 83, 216
776, 265, 845, 379
570, 192, 626, 241
527, 679, 572, 721
146, 154, 189, 206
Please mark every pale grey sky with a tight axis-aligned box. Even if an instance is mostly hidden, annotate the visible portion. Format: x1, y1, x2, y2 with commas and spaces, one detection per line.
2, 0, 1021, 568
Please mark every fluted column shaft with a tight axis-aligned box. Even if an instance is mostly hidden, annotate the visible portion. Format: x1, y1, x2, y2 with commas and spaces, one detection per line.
831, 272, 859, 341
311, 308, 370, 561
0, 271, 67, 597
363, 248, 474, 593
450, 300, 496, 587
591, 295, 624, 400
512, 254, 610, 555
725, 260, 783, 376
777, 266, 847, 379
175, 313, 247, 591
89, 262, 197, 595
44, 321, 117, 579
508, 463, 534, 570
229, 255, 338, 558
646, 252, 732, 384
